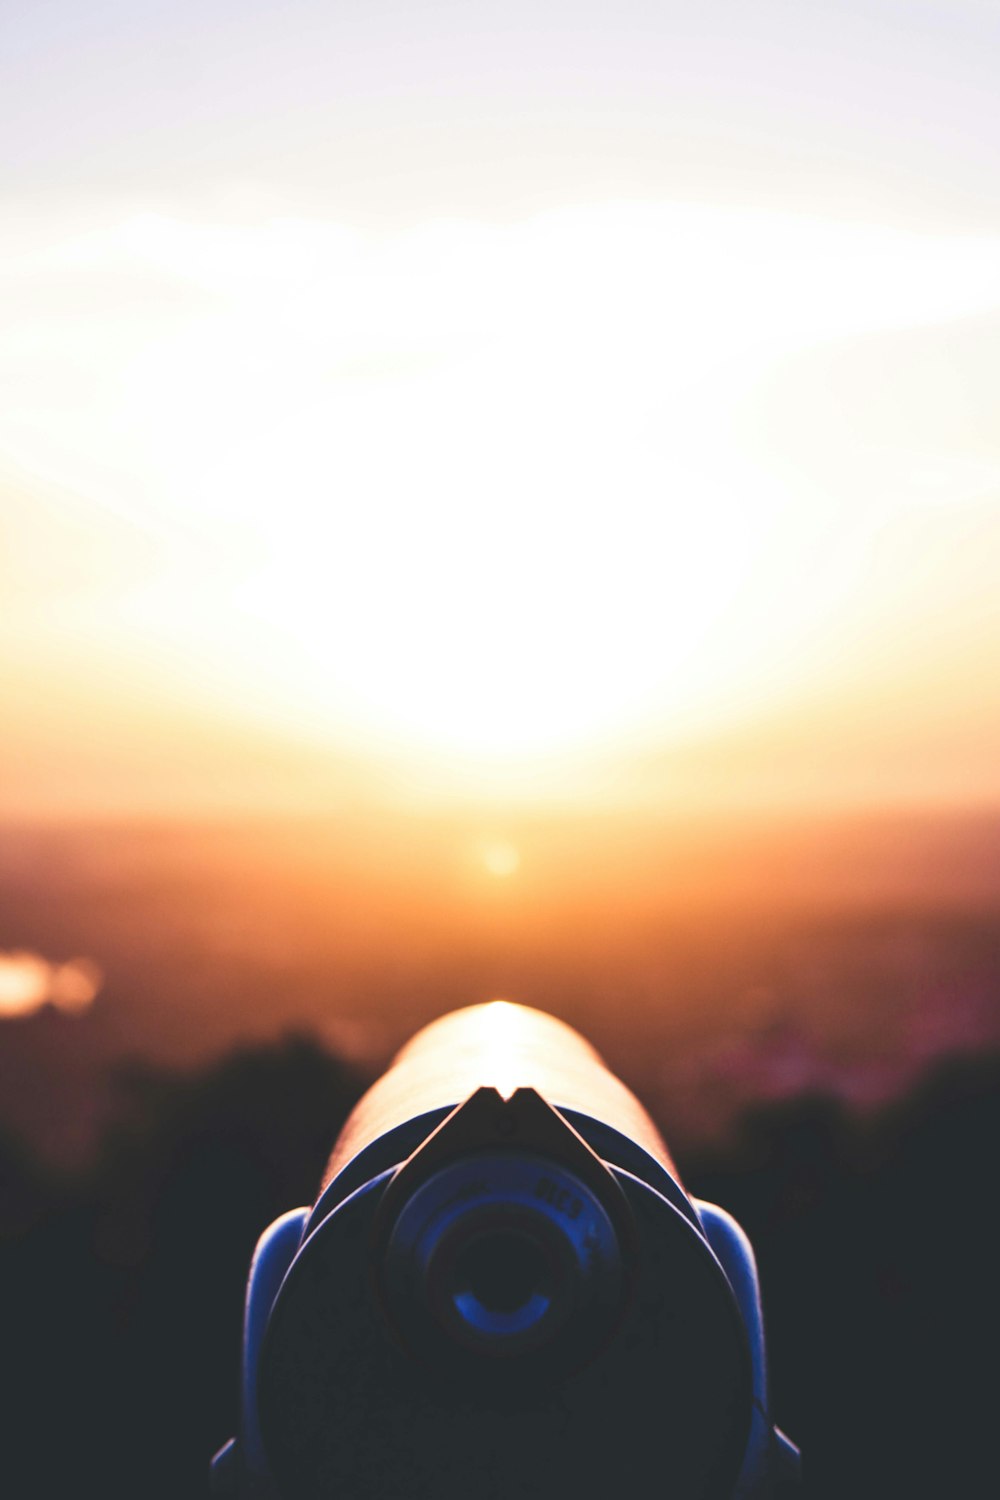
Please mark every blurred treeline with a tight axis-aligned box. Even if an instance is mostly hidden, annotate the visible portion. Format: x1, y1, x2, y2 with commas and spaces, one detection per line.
1, 1036, 996, 1499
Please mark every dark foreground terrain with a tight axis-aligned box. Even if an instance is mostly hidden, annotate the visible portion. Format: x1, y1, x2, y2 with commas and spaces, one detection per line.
2, 814, 998, 1497
1, 1036, 996, 1500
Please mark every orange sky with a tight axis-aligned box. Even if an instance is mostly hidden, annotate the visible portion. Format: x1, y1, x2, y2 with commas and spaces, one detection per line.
3, 8, 1000, 818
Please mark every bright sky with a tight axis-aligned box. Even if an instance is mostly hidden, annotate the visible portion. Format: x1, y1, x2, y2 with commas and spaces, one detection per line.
2, 0, 1000, 814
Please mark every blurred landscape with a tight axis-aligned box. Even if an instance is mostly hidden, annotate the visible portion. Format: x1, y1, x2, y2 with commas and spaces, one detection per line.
1, 808, 998, 1497
3, 809, 999, 1161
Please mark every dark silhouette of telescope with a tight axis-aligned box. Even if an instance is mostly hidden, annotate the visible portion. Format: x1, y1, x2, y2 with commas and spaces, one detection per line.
212, 1001, 800, 1498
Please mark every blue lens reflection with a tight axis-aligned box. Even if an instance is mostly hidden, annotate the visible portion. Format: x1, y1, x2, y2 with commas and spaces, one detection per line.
453, 1290, 552, 1337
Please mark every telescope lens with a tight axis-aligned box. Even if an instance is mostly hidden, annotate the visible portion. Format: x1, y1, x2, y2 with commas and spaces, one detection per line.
450, 1227, 555, 1336
382, 1152, 623, 1370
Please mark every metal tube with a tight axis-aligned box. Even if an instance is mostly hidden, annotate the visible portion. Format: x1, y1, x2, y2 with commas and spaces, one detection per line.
322, 1000, 677, 1189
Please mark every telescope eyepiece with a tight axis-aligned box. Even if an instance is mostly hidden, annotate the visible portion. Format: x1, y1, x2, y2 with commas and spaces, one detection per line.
448, 1222, 557, 1338
382, 1151, 624, 1369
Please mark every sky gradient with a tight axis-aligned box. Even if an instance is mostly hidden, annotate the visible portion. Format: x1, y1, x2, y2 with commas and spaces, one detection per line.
2, 0, 1000, 815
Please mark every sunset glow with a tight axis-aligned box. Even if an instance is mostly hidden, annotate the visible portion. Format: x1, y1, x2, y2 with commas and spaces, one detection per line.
3, 0, 1000, 815
5, 201, 1000, 810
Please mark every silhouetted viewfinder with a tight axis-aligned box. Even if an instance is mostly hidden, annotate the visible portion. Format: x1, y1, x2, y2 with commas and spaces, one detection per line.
213, 1001, 800, 1500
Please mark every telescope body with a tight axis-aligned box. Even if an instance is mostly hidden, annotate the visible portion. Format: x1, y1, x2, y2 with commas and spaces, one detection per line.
213, 1002, 800, 1499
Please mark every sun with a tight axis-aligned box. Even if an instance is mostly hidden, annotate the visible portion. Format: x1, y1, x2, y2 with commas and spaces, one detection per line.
34, 202, 1000, 782
126, 208, 793, 761
480, 840, 521, 878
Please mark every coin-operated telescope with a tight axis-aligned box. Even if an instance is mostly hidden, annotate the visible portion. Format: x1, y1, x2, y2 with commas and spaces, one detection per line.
212, 1002, 800, 1499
